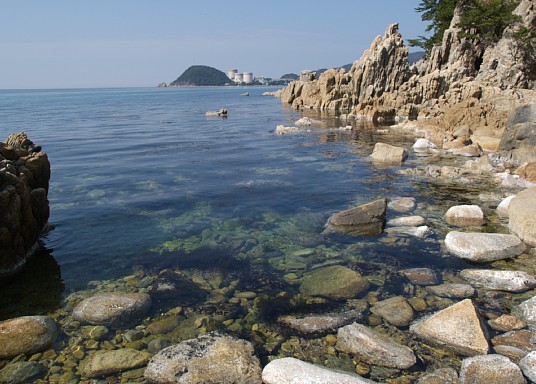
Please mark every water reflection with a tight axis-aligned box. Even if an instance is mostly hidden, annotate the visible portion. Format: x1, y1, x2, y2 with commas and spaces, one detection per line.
0, 246, 64, 321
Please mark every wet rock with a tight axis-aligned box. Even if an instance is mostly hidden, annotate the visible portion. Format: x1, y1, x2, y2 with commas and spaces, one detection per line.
78, 348, 152, 378
445, 205, 484, 226
73, 292, 151, 329
295, 117, 313, 126
387, 215, 425, 227
509, 187, 536, 246
459, 354, 526, 384
327, 198, 387, 236
336, 323, 416, 369
488, 314, 527, 332
147, 315, 181, 335
0, 361, 47, 384
388, 197, 416, 213
275, 125, 307, 134
519, 351, 536, 382
492, 329, 534, 352
493, 345, 529, 363
426, 283, 475, 299
144, 334, 262, 384
262, 357, 375, 384
512, 296, 536, 329
0, 133, 50, 279
410, 299, 489, 356
448, 143, 483, 157
385, 225, 430, 238
459, 269, 536, 292
370, 143, 408, 163
413, 138, 437, 151
370, 296, 414, 327
400, 268, 439, 286
0, 316, 58, 359
205, 108, 227, 117
416, 367, 458, 384
444, 231, 526, 262
278, 309, 363, 335
497, 195, 514, 217
299, 265, 370, 300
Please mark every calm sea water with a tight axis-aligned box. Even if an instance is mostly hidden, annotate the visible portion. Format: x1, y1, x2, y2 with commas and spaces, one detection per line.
0, 87, 481, 312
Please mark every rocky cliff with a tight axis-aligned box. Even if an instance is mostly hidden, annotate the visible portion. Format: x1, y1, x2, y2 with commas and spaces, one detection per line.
275, 0, 535, 164
0, 133, 50, 281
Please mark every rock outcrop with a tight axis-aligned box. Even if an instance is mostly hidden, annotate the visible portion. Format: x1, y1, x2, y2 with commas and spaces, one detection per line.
274, 0, 535, 163
0, 133, 50, 281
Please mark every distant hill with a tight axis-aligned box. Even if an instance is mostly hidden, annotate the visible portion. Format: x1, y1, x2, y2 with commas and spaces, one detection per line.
280, 73, 299, 80
170, 65, 231, 86
408, 51, 426, 64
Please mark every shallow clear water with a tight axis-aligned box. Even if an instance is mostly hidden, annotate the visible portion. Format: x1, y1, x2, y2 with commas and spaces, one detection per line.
1, 87, 488, 300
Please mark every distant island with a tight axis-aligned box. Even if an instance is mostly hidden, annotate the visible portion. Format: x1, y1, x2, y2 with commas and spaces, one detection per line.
169, 65, 230, 86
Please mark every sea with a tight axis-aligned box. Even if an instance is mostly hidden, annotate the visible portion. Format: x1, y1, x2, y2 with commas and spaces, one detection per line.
0, 86, 497, 319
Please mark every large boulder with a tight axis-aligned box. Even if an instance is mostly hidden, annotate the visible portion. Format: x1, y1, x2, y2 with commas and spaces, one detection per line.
459, 354, 526, 384
445, 205, 484, 226
0, 316, 58, 359
370, 143, 408, 163
262, 357, 375, 384
144, 335, 262, 384
327, 198, 387, 236
299, 265, 370, 300
78, 348, 152, 379
459, 269, 536, 292
73, 292, 152, 329
499, 104, 536, 165
444, 231, 526, 262
336, 323, 416, 369
410, 299, 489, 356
0, 133, 50, 281
508, 187, 536, 246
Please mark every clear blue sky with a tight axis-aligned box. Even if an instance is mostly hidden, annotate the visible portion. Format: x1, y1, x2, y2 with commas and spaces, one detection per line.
0, 1, 428, 89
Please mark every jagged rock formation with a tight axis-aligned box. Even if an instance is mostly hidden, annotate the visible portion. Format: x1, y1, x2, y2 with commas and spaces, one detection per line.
0, 133, 50, 282
275, 0, 535, 164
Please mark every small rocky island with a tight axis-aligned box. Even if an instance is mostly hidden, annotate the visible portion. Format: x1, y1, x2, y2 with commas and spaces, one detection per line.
169, 65, 231, 87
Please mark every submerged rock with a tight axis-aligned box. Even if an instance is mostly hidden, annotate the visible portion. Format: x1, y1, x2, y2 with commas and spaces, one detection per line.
445, 205, 484, 226
299, 265, 370, 300
459, 354, 526, 384
205, 108, 227, 117
278, 309, 363, 335
262, 357, 375, 384
444, 231, 526, 262
426, 283, 475, 299
0, 316, 58, 359
387, 216, 425, 227
336, 323, 416, 369
274, 125, 307, 134
416, 368, 458, 384
78, 348, 152, 378
385, 225, 430, 238
144, 334, 262, 384
400, 268, 439, 286
387, 197, 416, 213
327, 198, 387, 236
370, 143, 408, 163
0, 361, 47, 384
488, 314, 527, 332
410, 299, 489, 356
508, 186, 536, 246
370, 296, 414, 327
73, 292, 152, 329
459, 269, 536, 292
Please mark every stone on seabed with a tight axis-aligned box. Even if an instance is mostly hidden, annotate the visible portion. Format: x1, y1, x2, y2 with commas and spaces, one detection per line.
262, 357, 376, 384
0, 316, 59, 359
459, 269, 536, 293
445, 205, 484, 226
327, 198, 387, 236
459, 354, 526, 384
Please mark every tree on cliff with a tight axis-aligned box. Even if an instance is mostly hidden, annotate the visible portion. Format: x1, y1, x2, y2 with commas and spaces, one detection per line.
409, 0, 527, 53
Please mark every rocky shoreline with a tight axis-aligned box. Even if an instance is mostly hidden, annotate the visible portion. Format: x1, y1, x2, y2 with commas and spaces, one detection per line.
1, 118, 536, 383
0, 132, 50, 282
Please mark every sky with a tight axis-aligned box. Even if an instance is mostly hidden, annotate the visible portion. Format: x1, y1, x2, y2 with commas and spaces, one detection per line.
0, 1, 429, 89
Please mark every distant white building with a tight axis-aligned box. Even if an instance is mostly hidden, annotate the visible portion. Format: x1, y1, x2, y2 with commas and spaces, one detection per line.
227, 69, 254, 84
